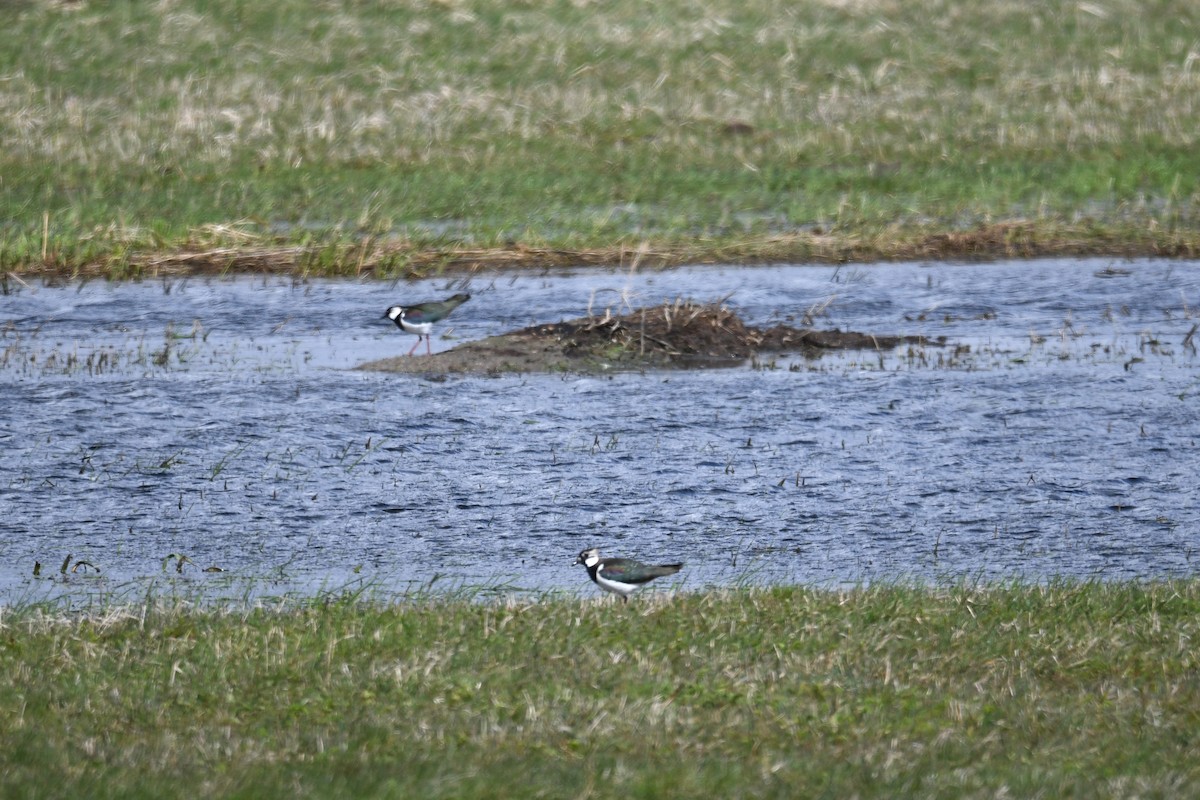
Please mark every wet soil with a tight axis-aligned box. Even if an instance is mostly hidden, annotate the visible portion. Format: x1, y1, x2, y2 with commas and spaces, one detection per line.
358, 299, 940, 374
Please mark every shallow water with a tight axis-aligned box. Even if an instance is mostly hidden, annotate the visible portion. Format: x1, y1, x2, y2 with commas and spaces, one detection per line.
2, 259, 1198, 604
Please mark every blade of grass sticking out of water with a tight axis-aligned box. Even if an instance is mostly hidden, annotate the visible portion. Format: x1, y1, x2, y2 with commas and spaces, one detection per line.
210, 442, 250, 481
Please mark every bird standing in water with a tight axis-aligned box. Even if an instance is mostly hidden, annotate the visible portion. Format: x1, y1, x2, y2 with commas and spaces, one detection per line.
384, 293, 471, 355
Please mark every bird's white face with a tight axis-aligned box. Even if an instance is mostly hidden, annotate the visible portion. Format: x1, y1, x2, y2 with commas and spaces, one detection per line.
385, 306, 405, 321
575, 548, 600, 567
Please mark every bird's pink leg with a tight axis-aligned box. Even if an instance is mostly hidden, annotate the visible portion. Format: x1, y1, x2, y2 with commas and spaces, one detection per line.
426, 336, 433, 355
407, 337, 422, 356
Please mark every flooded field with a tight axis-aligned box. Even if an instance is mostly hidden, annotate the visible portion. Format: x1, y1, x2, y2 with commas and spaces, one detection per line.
1, 259, 1198, 605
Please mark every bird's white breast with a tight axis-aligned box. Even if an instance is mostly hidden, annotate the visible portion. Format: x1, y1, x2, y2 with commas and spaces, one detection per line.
399, 317, 433, 336
594, 565, 636, 597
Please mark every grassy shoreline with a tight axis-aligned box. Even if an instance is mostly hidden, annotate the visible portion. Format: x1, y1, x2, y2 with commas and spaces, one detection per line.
3, 581, 1199, 798
8, 219, 1200, 283
4, 0, 1200, 278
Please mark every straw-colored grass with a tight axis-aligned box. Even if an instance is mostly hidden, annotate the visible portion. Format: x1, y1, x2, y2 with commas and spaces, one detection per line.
2, 0, 1199, 276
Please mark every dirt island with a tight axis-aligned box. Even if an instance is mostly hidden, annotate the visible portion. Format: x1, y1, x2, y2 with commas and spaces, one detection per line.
358, 298, 943, 375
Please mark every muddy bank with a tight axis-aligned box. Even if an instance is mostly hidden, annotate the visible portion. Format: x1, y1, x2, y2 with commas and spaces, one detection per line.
358, 299, 942, 375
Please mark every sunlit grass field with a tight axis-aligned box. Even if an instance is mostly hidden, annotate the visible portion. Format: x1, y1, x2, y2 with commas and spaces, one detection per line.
2, 582, 1199, 798
2, 0, 1200, 275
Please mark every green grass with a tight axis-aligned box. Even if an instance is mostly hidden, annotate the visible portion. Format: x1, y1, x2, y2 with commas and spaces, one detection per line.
3, 581, 1200, 798
3, 0, 1200, 275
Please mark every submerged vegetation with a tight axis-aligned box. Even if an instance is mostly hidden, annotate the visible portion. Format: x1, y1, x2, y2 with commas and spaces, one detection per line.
2, 581, 1199, 797
2, 0, 1200, 277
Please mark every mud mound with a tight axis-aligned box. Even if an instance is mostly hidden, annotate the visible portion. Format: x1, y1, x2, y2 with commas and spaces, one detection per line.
360, 298, 940, 374
531, 299, 926, 362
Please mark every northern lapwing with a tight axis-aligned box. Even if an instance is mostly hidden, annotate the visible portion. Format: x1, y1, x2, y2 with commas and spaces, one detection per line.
573, 547, 683, 602
384, 293, 471, 355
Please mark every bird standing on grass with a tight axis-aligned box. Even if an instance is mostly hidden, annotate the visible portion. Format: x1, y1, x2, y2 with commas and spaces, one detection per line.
574, 547, 683, 602
384, 293, 471, 355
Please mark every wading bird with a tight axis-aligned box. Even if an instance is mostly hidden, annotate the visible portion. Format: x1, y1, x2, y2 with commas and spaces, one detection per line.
383, 293, 471, 355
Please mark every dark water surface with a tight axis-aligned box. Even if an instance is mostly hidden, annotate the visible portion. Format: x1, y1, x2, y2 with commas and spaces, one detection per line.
2, 259, 1198, 604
